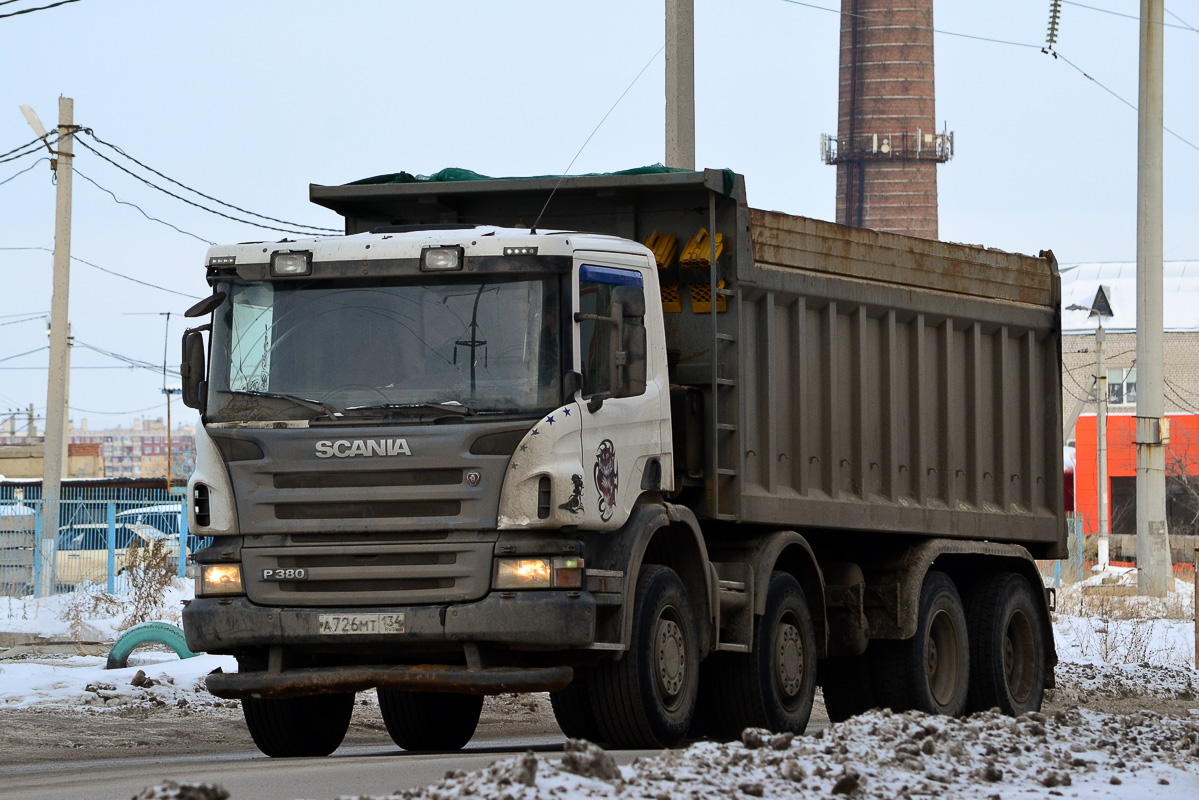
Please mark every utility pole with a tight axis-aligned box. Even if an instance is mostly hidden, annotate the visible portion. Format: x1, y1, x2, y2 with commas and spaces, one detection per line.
33, 96, 75, 598
1096, 325, 1110, 570
1135, 0, 1171, 596
665, 0, 695, 169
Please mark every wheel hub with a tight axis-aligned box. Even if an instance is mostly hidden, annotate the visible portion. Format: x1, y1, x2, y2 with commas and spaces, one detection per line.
655, 617, 685, 700
776, 623, 804, 697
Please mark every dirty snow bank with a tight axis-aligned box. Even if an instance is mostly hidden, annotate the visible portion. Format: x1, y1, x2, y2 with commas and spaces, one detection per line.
335, 709, 1199, 800
0, 652, 237, 710
0, 578, 193, 642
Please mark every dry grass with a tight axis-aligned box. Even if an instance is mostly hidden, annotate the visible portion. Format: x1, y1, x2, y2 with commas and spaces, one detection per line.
118, 538, 180, 631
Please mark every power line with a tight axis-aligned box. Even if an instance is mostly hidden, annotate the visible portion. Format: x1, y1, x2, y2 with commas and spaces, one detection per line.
0, 135, 49, 160
0, 314, 46, 329
75, 137, 332, 238
1049, 50, 1199, 154
0, 0, 85, 20
73, 339, 181, 377
0, 346, 48, 364
0, 141, 44, 165
1165, 8, 1198, 34
0, 246, 202, 300
776, 0, 1042, 49
1062, 1, 1196, 32
74, 167, 215, 245
0, 309, 48, 318
82, 130, 340, 233
0, 157, 48, 188
69, 402, 165, 415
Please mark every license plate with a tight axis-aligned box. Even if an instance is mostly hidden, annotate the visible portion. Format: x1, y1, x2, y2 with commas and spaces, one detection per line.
317, 613, 405, 635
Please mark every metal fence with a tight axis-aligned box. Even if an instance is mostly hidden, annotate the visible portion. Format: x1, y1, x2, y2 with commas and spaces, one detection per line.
1039, 513, 1087, 588
0, 486, 202, 597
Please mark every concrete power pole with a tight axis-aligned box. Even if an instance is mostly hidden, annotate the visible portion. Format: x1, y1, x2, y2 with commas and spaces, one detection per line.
1096, 325, 1110, 570
1135, 0, 1171, 596
36, 96, 75, 598
665, 0, 695, 169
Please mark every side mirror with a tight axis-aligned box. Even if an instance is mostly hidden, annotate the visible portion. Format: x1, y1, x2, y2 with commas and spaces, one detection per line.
180, 329, 207, 412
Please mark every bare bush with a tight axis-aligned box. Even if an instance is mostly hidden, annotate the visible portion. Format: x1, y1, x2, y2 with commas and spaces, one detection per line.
118, 538, 180, 631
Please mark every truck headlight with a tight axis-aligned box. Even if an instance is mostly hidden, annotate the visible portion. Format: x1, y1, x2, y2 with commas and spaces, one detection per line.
494, 557, 584, 589
199, 564, 244, 596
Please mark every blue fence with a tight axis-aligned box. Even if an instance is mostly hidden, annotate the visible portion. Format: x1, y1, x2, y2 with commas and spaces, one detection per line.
0, 486, 203, 597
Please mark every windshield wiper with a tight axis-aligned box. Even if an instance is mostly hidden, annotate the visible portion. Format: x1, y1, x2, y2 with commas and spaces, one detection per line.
344, 402, 472, 417
226, 390, 340, 419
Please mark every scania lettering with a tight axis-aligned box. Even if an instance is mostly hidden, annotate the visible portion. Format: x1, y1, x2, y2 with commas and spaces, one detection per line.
180, 168, 1065, 758
314, 439, 412, 458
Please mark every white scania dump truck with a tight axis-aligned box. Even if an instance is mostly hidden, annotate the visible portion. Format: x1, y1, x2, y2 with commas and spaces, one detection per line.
180, 167, 1065, 757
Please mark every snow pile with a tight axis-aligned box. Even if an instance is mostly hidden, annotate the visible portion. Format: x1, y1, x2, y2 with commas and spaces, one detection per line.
0, 578, 194, 642
350, 710, 1199, 800
0, 651, 237, 710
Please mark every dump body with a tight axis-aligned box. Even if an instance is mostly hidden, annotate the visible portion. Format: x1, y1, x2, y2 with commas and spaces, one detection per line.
311, 168, 1066, 557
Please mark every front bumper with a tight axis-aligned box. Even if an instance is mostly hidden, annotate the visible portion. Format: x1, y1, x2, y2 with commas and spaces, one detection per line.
206, 663, 573, 699
182, 590, 597, 653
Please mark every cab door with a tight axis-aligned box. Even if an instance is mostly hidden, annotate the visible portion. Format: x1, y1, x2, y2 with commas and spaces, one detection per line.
573, 254, 664, 531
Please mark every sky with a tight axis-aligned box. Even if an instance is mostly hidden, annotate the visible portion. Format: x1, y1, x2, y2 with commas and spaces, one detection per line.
1, 0, 1197, 432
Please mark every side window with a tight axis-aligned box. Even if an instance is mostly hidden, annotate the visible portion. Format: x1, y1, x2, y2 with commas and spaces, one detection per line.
578, 265, 645, 399
578, 280, 614, 398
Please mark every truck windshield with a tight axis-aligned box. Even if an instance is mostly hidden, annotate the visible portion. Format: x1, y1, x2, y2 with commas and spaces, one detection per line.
206, 276, 563, 421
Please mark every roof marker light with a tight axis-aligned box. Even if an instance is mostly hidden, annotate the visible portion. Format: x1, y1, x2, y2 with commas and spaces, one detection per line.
503, 246, 538, 257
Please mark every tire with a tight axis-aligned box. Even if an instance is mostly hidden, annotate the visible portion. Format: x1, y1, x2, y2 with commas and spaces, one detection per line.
550, 668, 603, 742
241, 692, 354, 758
106, 621, 197, 670
707, 572, 817, 737
871, 570, 969, 717
377, 689, 483, 752
819, 653, 877, 722
590, 565, 699, 748
966, 571, 1046, 716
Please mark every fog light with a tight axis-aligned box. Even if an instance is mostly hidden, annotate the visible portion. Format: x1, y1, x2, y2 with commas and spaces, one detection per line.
495, 558, 552, 589
270, 250, 312, 276
199, 564, 244, 596
421, 245, 463, 271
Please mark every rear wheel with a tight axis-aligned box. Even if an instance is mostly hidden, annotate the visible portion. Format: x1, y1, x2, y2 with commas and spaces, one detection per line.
708, 572, 817, 737
242, 692, 354, 758
966, 571, 1046, 716
377, 689, 483, 752
872, 570, 969, 716
590, 565, 698, 748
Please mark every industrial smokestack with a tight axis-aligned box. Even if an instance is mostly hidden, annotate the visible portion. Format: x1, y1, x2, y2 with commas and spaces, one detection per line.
822, 0, 952, 238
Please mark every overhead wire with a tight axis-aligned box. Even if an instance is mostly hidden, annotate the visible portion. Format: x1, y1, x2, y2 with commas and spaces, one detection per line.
1062, 1, 1195, 31
776, 0, 1042, 48
0, 246, 203, 300
0, 0, 85, 20
74, 137, 332, 238
73, 339, 181, 377
74, 167, 215, 245
81, 130, 340, 233
0, 141, 45, 165
0, 346, 48, 364
0, 157, 48, 187
0, 314, 46, 328
0, 135, 50, 161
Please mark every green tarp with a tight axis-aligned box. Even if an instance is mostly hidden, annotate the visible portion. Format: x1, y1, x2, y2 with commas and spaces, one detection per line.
347, 163, 695, 187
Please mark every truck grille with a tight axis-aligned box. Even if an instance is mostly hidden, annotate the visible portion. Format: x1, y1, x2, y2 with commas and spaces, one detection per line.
243, 541, 493, 607
274, 500, 461, 520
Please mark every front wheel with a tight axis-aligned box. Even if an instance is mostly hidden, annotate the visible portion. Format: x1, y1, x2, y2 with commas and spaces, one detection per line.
706, 572, 817, 737
966, 572, 1047, 716
589, 565, 698, 748
377, 689, 483, 752
242, 692, 354, 757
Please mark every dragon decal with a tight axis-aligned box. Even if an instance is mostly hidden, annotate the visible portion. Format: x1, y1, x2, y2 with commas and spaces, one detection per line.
593, 438, 618, 522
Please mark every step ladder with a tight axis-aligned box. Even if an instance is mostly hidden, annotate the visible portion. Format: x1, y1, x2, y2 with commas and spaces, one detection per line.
708, 192, 739, 522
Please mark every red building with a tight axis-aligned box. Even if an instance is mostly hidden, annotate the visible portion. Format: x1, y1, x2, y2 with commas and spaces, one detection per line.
1073, 413, 1199, 564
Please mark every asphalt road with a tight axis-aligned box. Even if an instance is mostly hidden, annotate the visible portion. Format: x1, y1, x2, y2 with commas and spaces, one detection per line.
0, 734, 644, 800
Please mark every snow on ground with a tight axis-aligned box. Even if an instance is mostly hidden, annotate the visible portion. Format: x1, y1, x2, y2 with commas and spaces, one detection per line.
341, 712, 1199, 800
0, 652, 237, 710
0, 577, 194, 642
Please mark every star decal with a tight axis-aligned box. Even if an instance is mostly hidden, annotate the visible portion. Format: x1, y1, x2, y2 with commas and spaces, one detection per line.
519, 443, 528, 452
546, 415, 555, 425
511, 462, 518, 470
531, 428, 540, 436
562, 407, 572, 417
